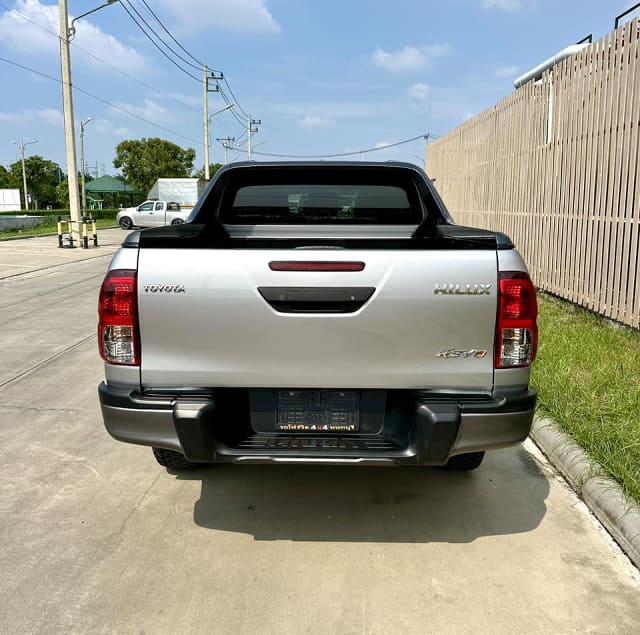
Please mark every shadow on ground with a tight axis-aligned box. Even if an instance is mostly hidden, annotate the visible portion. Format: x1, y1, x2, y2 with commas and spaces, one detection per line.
179, 447, 549, 543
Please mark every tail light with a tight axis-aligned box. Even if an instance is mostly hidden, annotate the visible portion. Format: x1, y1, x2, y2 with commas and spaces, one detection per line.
495, 271, 538, 368
98, 269, 140, 366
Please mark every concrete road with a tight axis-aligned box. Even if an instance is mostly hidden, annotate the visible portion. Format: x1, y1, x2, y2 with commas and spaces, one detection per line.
1, 231, 639, 634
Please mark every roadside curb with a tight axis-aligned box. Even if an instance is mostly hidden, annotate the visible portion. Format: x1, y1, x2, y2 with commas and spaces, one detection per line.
531, 416, 640, 569
0, 226, 118, 242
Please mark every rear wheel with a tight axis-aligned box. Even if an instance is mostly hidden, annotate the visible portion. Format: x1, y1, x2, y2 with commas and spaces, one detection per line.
118, 216, 133, 230
171, 218, 184, 225
442, 451, 485, 471
152, 447, 197, 470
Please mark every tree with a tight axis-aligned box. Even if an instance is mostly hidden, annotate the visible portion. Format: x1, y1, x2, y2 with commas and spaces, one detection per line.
0, 164, 10, 188
193, 162, 223, 180
6, 155, 64, 208
113, 138, 196, 194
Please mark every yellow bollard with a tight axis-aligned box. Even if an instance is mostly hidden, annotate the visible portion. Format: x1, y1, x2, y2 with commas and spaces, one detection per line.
57, 216, 63, 248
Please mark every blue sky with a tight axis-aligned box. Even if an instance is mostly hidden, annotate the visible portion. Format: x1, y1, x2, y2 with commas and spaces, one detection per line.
0, 0, 637, 175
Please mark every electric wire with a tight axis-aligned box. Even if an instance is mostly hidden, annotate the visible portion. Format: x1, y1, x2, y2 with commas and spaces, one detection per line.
121, 1, 257, 129
0, 55, 201, 145
118, 0, 201, 81
221, 77, 251, 119
121, 0, 201, 71
0, 1, 257, 134
132, 0, 254, 124
0, 1, 202, 114
225, 133, 431, 159
137, 0, 203, 67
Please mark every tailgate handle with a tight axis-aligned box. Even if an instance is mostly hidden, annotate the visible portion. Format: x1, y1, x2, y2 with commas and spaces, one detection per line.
258, 287, 375, 313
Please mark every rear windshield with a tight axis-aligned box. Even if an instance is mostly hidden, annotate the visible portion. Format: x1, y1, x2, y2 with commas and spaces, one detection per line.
214, 167, 424, 225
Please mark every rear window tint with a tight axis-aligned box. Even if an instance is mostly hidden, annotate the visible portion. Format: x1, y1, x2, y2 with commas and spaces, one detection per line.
213, 167, 424, 225
228, 184, 416, 224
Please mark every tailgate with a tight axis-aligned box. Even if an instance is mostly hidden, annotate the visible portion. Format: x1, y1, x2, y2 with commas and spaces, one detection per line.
137, 249, 497, 390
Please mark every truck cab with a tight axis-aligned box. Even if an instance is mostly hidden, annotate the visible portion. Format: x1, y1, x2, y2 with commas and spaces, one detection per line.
117, 200, 187, 229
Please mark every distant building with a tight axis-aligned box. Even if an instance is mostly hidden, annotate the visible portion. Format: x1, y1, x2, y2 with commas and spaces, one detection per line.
0, 189, 22, 212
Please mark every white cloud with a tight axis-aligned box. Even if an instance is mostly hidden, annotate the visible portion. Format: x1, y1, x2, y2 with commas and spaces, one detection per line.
0, 108, 63, 127
0, 0, 146, 73
298, 115, 335, 129
407, 82, 431, 100
94, 118, 131, 138
482, 0, 523, 11
156, 0, 280, 34
372, 44, 451, 72
110, 99, 175, 124
494, 64, 520, 78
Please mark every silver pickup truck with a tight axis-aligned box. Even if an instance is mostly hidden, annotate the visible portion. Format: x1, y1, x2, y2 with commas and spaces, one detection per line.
98, 161, 537, 471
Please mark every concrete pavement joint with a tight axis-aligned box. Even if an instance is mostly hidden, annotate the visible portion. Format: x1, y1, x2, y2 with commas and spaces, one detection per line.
0, 333, 95, 391
531, 415, 640, 569
0, 253, 112, 281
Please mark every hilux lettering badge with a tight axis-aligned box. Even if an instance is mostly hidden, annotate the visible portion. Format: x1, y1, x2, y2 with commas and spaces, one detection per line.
434, 283, 491, 295
143, 284, 186, 293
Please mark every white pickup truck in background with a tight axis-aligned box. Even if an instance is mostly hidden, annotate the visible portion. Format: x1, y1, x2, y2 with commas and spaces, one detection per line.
117, 200, 189, 229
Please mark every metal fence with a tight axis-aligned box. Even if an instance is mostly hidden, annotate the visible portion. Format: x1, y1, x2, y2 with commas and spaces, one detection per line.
426, 20, 640, 328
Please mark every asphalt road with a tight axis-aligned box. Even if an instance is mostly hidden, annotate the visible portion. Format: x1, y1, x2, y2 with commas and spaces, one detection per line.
1, 230, 639, 634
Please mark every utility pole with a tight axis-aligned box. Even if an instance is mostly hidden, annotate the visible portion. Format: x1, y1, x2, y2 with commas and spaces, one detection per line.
60, 0, 116, 238
216, 137, 235, 164
59, 0, 80, 237
202, 64, 210, 180
247, 116, 261, 160
80, 117, 92, 215
12, 140, 39, 211
202, 66, 223, 179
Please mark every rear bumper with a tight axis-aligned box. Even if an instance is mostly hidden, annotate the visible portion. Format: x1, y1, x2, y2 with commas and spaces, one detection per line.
99, 384, 536, 466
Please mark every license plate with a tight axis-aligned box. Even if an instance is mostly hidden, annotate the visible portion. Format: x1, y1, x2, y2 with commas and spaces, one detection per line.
276, 389, 360, 432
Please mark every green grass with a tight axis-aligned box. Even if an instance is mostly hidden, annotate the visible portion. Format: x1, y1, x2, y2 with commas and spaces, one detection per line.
0, 215, 117, 239
532, 293, 640, 503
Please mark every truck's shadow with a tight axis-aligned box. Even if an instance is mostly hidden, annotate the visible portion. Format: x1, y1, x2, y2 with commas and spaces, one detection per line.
178, 447, 549, 543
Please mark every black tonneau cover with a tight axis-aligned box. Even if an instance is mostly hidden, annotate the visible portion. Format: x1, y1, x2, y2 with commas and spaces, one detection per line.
127, 161, 513, 251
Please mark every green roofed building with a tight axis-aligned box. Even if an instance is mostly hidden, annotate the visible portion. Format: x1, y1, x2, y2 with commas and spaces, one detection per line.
84, 175, 142, 209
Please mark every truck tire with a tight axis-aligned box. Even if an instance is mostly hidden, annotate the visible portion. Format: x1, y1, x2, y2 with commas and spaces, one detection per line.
171, 218, 184, 225
442, 452, 485, 471
152, 447, 197, 470
119, 216, 133, 230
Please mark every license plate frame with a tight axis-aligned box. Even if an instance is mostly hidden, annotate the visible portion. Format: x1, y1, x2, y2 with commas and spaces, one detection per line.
275, 389, 360, 433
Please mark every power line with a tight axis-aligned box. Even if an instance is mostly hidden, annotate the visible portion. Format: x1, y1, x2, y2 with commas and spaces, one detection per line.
130, 1, 254, 126
1, 0, 258, 141
221, 77, 251, 120
0, 55, 201, 145
0, 1, 201, 114
120, 1, 260, 133
226, 133, 432, 159
121, 0, 201, 71
137, 0, 203, 67
118, 0, 201, 81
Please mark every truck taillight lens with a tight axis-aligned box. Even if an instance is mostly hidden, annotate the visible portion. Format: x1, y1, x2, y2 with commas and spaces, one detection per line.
98, 269, 140, 366
495, 272, 538, 368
